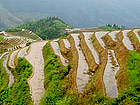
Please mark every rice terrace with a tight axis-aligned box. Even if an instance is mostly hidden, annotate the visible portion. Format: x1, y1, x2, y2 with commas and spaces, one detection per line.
0, 0, 140, 104
0, 18, 140, 104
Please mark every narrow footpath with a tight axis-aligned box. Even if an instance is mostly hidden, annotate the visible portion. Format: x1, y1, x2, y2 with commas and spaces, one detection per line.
25, 41, 47, 105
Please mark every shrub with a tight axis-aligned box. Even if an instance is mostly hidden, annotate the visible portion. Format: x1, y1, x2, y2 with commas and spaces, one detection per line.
26, 42, 32, 46
0, 58, 33, 105
40, 43, 70, 105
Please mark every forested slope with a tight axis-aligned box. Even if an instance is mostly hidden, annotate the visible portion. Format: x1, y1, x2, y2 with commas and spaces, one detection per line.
7, 17, 70, 40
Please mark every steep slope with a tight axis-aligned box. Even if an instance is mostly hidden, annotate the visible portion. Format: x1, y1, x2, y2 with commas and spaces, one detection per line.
0, 5, 23, 30
41, 28, 140, 104
0, 28, 140, 105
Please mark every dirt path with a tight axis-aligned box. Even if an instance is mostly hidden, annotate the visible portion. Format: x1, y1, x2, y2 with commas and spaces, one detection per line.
50, 40, 69, 66
122, 30, 134, 50
103, 49, 120, 98
108, 30, 120, 42
83, 32, 100, 64
62, 39, 71, 49
95, 31, 109, 49
71, 34, 90, 93
17, 46, 29, 58
133, 29, 140, 42
8, 49, 20, 68
3, 54, 14, 87
25, 41, 47, 105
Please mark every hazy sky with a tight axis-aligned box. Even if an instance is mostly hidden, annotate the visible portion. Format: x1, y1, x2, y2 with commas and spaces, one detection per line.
0, 0, 140, 28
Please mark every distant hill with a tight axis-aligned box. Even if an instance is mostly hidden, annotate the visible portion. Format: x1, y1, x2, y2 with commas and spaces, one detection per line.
0, 0, 140, 29
6, 17, 70, 40
0, 5, 23, 30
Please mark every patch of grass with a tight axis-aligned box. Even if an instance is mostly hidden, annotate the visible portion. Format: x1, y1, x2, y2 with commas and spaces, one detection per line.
0, 58, 9, 93
127, 51, 140, 87
99, 26, 120, 31
112, 51, 140, 105
0, 49, 7, 54
0, 42, 8, 45
0, 58, 33, 105
30, 35, 39, 40
40, 43, 71, 105
26, 42, 32, 46
0, 36, 4, 41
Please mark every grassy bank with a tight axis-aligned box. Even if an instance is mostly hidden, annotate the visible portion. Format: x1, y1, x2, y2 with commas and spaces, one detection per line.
40, 43, 72, 104
112, 51, 140, 105
0, 36, 4, 41
0, 58, 33, 105
0, 58, 9, 93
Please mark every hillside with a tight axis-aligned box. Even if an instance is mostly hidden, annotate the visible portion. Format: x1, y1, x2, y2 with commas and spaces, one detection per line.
0, 0, 140, 29
0, 4, 23, 30
7, 17, 70, 40
0, 27, 140, 104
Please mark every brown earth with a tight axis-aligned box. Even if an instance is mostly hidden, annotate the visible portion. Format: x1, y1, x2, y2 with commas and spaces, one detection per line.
68, 35, 79, 91
128, 30, 140, 52
79, 33, 98, 72
102, 34, 117, 49
115, 31, 129, 93
102, 31, 129, 93
138, 31, 140, 36
58, 38, 71, 58
102, 34, 117, 66
91, 33, 108, 95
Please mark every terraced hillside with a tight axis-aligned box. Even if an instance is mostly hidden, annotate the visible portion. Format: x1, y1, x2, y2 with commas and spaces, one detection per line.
0, 31, 41, 53
0, 28, 140, 105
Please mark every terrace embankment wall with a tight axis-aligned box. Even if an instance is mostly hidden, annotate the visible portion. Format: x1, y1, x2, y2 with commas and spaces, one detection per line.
128, 31, 140, 52
114, 31, 129, 93
79, 33, 98, 72
92, 33, 108, 95
102, 31, 129, 93
68, 35, 78, 91
58, 38, 71, 58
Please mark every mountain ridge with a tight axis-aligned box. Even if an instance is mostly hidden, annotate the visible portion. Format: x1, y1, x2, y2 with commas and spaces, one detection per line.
0, 0, 140, 30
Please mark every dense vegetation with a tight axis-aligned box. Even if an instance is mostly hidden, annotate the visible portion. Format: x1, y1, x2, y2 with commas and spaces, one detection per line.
0, 58, 9, 95
0, 49, 7, 54
0, 36, 4, 41
0, 58, 33, 105
7, 17, 70, 40
99, 24, 125, 31
41, 43, 71, 104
